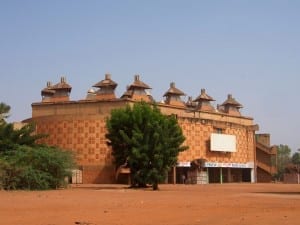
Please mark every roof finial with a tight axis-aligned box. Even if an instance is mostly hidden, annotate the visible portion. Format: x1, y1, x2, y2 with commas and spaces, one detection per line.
61, 76, 66, 83
105, 73, 111, 80
134, 74, 140, 81
170, 82, 175, 88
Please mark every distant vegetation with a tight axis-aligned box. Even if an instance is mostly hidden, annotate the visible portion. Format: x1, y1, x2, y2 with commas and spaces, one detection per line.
0, 102, 76, 190
274, 144, 300, 181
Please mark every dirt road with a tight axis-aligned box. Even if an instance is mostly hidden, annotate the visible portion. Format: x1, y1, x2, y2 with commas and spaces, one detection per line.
1, 183, 299, 225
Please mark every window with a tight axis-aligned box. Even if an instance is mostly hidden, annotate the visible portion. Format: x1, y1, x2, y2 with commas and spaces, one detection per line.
214, 128, 223, 134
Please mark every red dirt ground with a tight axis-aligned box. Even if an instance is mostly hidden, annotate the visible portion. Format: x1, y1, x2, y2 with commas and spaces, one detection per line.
1, 183, 300, 225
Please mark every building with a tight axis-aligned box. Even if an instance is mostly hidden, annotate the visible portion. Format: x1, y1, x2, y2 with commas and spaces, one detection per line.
283, 164, 300, 184
255, 134, 277, 182
29, 74, 275, 184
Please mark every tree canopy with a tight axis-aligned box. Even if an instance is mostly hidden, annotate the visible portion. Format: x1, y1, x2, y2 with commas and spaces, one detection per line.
0, 102, 76, 190
291, 152, 300, 167
0, 102, 10, 123
0, 123, 46, 152
106, 102, 188, 190
275, 144, 292, 181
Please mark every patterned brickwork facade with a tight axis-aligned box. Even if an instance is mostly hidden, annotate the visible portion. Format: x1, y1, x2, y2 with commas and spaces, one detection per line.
32, 100, 128, 183
30, 99, 257, 184
178, 118, 254, 164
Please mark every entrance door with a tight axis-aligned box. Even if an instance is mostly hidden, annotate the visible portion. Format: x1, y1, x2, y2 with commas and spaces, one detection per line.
242, 168, 251, 182
208, 168, 220, 183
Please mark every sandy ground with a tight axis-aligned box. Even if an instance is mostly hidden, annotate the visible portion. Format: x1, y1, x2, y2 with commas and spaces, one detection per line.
1, 183, 300, 225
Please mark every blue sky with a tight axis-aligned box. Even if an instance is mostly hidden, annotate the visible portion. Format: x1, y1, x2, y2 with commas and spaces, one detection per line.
0, 0, 299, 151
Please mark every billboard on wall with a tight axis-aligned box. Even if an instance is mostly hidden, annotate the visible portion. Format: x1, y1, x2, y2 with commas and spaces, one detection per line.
210, 133, 236, 152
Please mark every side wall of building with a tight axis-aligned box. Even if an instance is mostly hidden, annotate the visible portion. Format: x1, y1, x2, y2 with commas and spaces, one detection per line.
32, 100, 127, 183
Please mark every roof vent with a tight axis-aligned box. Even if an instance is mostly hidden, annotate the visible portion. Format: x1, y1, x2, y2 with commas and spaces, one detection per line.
105, 73, 111, 80
134, 74, 140, 81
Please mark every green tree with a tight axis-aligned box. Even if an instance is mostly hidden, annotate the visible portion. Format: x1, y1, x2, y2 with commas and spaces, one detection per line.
291, 151, 300, 184
275, 144, 291, 181
0, 102, 10, 123
0, 122, 46, 152
106, 102, 188, 190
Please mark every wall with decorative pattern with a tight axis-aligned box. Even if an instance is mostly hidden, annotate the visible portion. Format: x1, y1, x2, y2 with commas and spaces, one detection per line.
31, 99, 256, 183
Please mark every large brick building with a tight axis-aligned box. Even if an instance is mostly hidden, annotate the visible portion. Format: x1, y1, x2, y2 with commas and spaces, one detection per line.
30, 74, 276, 184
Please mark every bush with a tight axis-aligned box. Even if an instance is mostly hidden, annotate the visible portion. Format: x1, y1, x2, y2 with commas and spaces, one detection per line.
0, 145, 76, 190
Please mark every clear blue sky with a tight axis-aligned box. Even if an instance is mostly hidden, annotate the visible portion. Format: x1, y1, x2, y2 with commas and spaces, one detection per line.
1, 0, 299, 151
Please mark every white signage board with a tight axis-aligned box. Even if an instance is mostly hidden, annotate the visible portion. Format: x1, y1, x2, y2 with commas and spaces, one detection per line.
177, 161, 191, 167
210, 133, 236, 152
204, 162, 254, 168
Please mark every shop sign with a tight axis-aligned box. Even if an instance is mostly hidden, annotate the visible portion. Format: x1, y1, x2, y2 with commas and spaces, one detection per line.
177, 161, 191, 167
204, 162, 254, 168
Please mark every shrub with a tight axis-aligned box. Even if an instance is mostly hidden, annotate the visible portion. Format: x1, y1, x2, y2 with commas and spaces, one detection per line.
0, 145, 76, 190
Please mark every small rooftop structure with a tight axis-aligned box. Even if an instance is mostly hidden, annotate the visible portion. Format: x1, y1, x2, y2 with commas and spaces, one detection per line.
128, 74, 151, 90
193, 89, 215, 112
93, 73, 117, 89
220, 94, 243, 116
87, 73, 118, 100
122, 75, 153, 102
51, 77, 72, 91
41, 81, 55, 101
41, 77, 72, 102
163, 82, 186, 107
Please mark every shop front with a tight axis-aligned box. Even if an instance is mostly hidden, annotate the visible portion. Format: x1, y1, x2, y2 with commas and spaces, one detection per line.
169, 161, 255, 184
204, 162, 254, 183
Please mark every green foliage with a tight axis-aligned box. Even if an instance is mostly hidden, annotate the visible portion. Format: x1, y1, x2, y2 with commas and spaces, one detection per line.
0, 122, 46, 152
0, 102, 76, 190
0, 102, 10, 123
291, 152, 300, 166
106, 102, 188, 190
0, 145, 75, 190
275, 144, 291, 181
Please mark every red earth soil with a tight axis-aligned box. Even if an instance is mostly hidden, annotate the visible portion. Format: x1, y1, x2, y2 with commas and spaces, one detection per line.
1, 183, 300, 225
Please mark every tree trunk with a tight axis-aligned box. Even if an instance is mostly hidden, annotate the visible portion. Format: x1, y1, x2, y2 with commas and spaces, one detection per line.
152, 182, 159, 190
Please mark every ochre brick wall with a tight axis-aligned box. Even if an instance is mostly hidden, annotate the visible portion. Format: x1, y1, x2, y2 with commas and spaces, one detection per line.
284, 173, 299, 184
256, 134, 270, 146
257, 167, 272, 183
256, 150, 272, 167
82, 165, 115, 184
36, 117, 112, 166
31, 99, 255, 184
178, 117, 254, 164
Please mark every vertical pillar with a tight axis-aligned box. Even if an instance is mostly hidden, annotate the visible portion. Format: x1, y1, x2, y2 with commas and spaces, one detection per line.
227, 168, 231, 183
251, 168, 255, 183
220, 167, 223, 184
173, 166, 176, 184
207, 168, 210, 184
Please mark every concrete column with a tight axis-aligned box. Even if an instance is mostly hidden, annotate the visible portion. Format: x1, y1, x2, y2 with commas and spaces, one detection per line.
207, 168, 210, 184
227, 168, 231, 183
173, 166, 176, 184
251, 168, 255, 183
220, 167, 223, 184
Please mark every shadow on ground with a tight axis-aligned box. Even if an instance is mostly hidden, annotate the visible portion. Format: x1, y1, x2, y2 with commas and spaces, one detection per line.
254, 192, 300, 195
